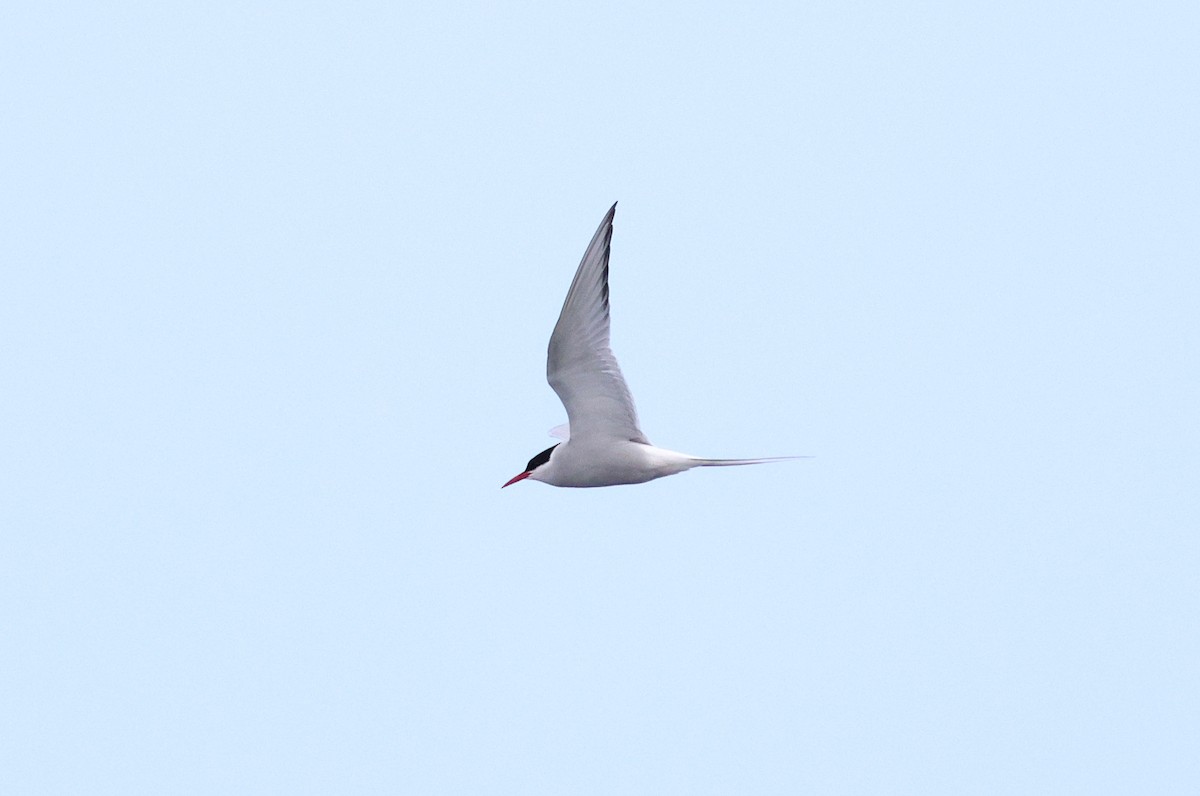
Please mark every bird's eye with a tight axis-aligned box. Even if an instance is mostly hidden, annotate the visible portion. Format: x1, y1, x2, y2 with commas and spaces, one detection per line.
525, 444, 558, 471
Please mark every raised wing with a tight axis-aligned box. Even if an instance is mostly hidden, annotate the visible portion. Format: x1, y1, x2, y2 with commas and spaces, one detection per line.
546, 203, 649, 444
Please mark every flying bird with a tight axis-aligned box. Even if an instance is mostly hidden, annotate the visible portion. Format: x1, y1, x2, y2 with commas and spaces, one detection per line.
504, 203, 801, 488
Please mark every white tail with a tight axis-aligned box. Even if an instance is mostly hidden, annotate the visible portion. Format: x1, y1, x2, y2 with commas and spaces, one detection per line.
692, 456, 809, 467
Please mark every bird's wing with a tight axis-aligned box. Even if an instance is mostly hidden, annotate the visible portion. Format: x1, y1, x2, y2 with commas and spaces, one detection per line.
546, 203, 649, 444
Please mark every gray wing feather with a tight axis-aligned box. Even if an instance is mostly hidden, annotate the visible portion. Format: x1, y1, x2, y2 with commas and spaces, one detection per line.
546, 203, 649, 444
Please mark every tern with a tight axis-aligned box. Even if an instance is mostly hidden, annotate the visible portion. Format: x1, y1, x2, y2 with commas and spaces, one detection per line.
504, 203, 802, 489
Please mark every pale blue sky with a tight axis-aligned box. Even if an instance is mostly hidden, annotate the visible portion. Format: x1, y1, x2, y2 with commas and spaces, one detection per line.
2, 1, 1198, 793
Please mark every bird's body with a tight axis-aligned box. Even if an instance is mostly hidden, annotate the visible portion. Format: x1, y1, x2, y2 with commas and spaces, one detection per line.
528, 440, 695, 488
504, 203, 801, 489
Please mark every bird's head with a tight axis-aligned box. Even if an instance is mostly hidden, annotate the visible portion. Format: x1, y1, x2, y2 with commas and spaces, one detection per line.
502, 444, 559, 487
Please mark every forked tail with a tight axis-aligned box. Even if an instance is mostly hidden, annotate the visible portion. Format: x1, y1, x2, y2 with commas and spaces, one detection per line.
692, 456, 809, 467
